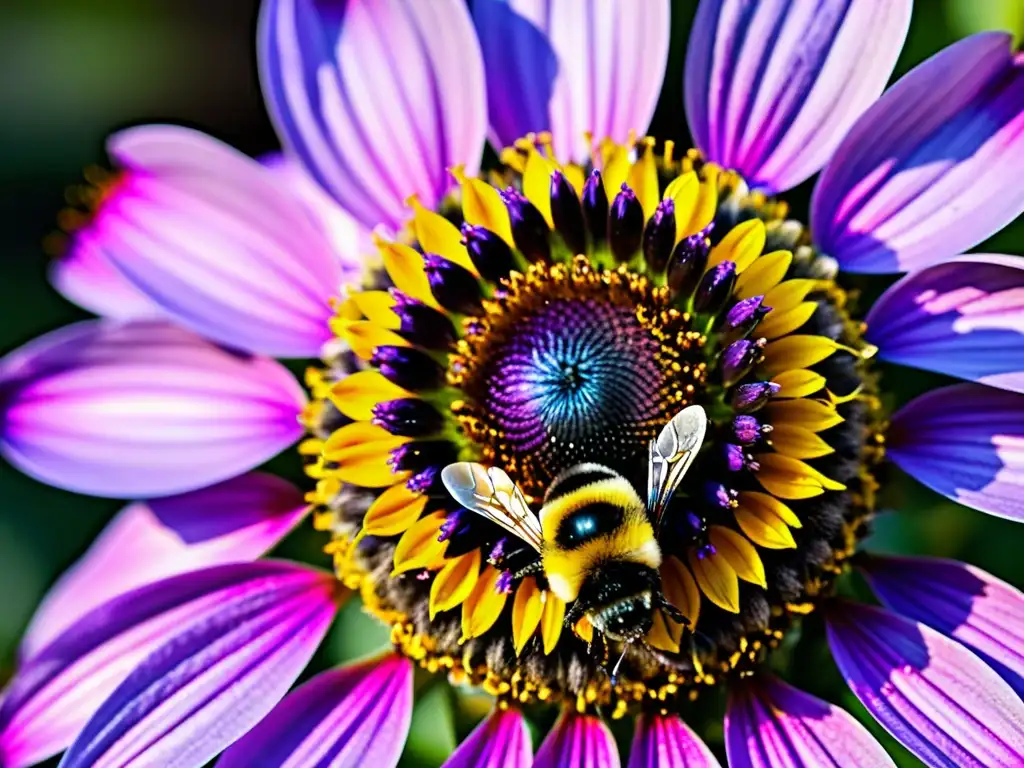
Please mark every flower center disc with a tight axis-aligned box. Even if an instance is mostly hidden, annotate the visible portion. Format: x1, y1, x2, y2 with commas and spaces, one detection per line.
452, 258, 706, 496
303, 136, 881, 714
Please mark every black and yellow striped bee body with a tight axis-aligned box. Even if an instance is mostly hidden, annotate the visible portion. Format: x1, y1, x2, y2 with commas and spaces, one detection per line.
441, 405, 707, 649
540, 464, 664, 641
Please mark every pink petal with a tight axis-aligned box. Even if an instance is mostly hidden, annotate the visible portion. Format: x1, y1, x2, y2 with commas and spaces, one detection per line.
443, 706, 533, 768
20, 472, 308, 659
861, 555, 1024, 697
0, 562, 340, 768
218, 654, 413, 768
94, 124, 343, 357
827, 601, 1024, 768
258, 0, 487, 231
473, 0, 670, 163
629, 713, 722, 768
685, 0, 911, 194
535, 709, 620, 768
812, 33, 1024, 274
49, 232, 161, 320
260, 152, 373, 274
0, 320, 307, 499
887, 383, 1024, 522
865, 254, 1024, 393
725, 674, 894, 768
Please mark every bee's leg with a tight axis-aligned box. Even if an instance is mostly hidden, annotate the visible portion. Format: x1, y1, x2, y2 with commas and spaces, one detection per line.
654, 593, 689, 627
564, 599, 585, 628
511, 560, 544, 581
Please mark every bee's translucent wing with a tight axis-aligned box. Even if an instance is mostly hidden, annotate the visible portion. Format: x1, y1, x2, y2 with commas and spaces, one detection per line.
441, 463, 543, 553
647, 405, 708, 529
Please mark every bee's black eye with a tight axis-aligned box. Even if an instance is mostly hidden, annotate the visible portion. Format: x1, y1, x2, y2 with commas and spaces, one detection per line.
556, 504, 624, 549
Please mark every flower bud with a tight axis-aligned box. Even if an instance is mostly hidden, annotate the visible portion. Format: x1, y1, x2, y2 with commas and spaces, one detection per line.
423, 254, 482, 315
372, 398, 444, 437
501, 187, 551, 263
731, 381, 781, 413
694, 260, 737, 315
608, 184, 644, 262
642, 199, 676, 273
372, 346, 445, 389
550, 170, 587, 256
582, 170, 608, 245
666, 231, 711, 299
721, 337, 766, 387
732, 415, 772, 445
462, 224, 516, 283
391, 300, 457, 350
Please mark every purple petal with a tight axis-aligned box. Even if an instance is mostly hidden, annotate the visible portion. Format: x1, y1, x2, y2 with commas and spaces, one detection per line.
861, 555, 1024, 698
473, 0, 670, 163
866, 254, 1024, 392
826, 601, 1024, 768
0, 320, 307, 499
260, 152, 373, 274
725, 674, 894, 768
258, 0, 487, 232
629, 713, 721, 768
0, 562, 339, 768
443, 706, 533, 768
49, 233, 161, 320
218, 654, 412, 768
685, 0, 911, 194
92, 125, 342, 357
887, 383, 1024, 522
20, 473, 308, 659
812, 33, 1024, 274
534, 709, 620, 768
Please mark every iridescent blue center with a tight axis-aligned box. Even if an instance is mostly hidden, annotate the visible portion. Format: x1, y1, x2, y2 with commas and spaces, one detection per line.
482, 298, 665, 475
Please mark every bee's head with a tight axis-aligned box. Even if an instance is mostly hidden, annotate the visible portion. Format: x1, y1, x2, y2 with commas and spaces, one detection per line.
576, 561, 662, 642
589, 590, 655, 641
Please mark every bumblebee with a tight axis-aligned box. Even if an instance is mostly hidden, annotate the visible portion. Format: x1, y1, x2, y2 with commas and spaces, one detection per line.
441, 404, 707, 651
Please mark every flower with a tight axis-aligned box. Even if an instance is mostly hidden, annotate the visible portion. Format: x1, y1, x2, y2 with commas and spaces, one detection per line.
1, 0, 1024, 766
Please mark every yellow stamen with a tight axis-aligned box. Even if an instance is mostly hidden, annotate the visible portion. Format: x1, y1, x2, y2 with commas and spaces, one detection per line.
540, 592, 566, 654
770, 424, 835, 459
429, 549, 481, 618
760, 335, 841, 376
600, 140, 630, 199
734, 250, 792, 298
522, 146, 557, 228
627, 140, 659, 220
350, 291, 399, 328
362, 482, 428, 537
771, 369, 826, 399
338, 321, 409, 361
377, 236, 440, 309
329, 370, 414, 421
756, 454, 846, 500
512, 577, 544, 656
734, 503, 797, 550
392, 510, 449, 575
452, 166, 515, 247
322, 422, 410, 487
461, 566, 508, 640
688, 549, 740, 613
766, 398, 843, 432
709, 526, 766, 588
765, 279, 818, 313
707, 219, 765, 273
408, 196, 477, 275
738, 491, 802, 529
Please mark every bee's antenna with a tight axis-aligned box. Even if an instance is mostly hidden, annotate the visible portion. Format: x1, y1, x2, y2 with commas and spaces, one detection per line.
610, 642, 629, 688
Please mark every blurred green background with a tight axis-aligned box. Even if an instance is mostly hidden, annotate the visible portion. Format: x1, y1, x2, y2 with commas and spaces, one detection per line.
1, 2, 1022, 766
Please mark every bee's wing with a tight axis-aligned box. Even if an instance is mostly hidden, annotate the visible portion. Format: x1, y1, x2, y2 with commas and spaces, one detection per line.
647, 405, 707, 529
441, 462, 544, 553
